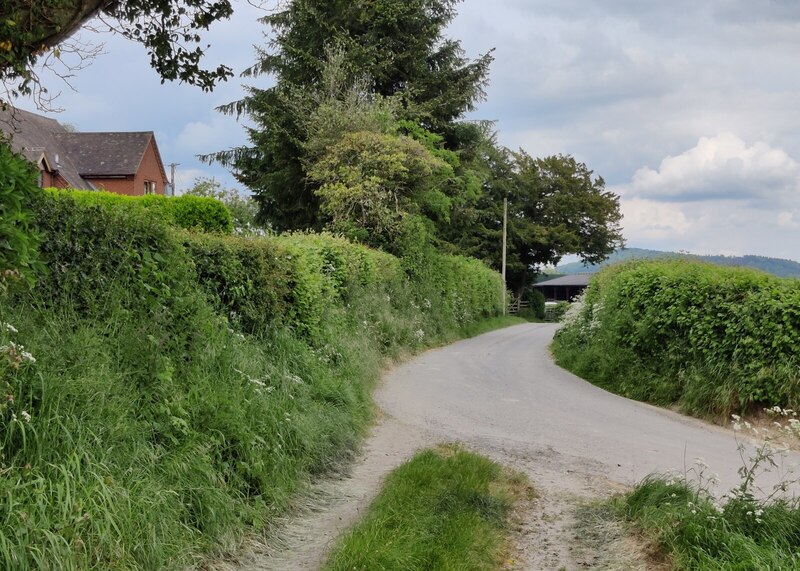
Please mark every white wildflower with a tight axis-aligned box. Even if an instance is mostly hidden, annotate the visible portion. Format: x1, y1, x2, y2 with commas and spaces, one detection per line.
20, 411, 30, 422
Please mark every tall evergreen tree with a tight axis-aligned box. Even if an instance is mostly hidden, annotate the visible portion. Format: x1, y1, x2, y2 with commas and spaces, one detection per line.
208, 0, 493, 231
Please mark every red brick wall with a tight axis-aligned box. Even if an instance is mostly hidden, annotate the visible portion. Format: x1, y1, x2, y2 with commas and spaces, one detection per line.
91, 177, 136, 195
133, 139, 168, 196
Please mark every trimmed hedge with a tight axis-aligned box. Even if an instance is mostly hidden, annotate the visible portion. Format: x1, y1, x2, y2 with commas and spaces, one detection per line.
182, 232, 292, 334
45, 188, 234, 233
553, 259, 800, 416
0, 188, 504, 569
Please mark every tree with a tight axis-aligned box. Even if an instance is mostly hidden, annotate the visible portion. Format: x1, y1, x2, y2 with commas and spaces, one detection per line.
209, 0, 493, 231
0, 0, 234, 103
183, 177, 260, 233
444, 150, 624, 292
307, 130, 451, 252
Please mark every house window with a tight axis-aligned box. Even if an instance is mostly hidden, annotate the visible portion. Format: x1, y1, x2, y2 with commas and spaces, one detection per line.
144, 180, 156, 195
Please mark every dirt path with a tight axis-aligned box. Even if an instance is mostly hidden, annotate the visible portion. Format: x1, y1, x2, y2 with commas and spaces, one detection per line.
218, 323, 800, 570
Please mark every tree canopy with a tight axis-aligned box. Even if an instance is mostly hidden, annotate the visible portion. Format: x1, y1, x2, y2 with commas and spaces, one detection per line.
442, 149, 624, 291
209, 0, 494, 232
0, 0, 234, 102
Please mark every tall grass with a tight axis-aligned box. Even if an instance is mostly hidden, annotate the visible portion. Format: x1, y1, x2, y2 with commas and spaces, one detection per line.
618, 478, 800, 569
0, 191, 506, 569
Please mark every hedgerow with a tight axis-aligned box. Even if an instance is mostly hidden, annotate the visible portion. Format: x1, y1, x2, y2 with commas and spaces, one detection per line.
46, 188, 234, 233
0, 142, 42, 288
552, 259, 800, 416
0, 189, 504, 569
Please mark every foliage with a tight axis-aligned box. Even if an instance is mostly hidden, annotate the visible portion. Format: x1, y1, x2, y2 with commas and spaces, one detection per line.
520, 288, 546, 320
46, 188, 233, 233
324, 446, 528, 571
619, 477, 800, 569
552, 259, 800, 417
182, 177, 260, 233
209, 0, 493, 231
445, 150, 624, 292
0, 0, 233, 102
0, 190, 505, 568
181, 231, 291, 334
0, 141, 41, 289
308, 131, 452, 251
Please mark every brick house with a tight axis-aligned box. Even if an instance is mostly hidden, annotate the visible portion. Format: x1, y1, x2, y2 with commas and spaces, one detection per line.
1, 108, 169, 196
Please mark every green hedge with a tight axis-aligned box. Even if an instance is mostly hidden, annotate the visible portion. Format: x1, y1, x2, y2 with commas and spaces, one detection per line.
182, 232, 292, 334
553, 259, 800, 416
0, 142, 42, 287
0, 189, 504, 569
45, 188, 234, 233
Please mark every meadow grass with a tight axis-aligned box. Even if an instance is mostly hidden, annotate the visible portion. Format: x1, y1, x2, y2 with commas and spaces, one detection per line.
323, 446, 531, 571
616, 478, 800, 570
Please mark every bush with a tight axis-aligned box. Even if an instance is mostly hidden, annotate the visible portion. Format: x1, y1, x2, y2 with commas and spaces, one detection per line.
0, 189, 505, 569
182, 232, 292, 334
0, 142, 42, 288
553, 259, 800, 416
45, 188, 234, 233
520, 288, 546, 320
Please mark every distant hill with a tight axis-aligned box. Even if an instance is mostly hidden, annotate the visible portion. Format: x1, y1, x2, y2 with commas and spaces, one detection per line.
555, 248, 800, 278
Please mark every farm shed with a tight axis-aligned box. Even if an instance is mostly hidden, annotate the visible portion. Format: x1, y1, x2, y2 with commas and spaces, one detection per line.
533, 274, 592, 302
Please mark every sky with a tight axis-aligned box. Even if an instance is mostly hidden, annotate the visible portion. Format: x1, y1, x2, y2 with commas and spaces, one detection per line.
12, 0, 800, 261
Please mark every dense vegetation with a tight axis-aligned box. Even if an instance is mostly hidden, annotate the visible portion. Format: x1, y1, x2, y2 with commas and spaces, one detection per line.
47, 188, 234, 233
556, 247, 800, 279
0, 188, 505, 569
552, 259, 800, 417
207, 0, 623, 292
324, 446, 529, 570
619, 478, 800, 569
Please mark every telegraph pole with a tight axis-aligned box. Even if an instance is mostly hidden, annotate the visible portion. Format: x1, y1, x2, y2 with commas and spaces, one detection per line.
168, 163, 179, 196
502, 197, 508, 315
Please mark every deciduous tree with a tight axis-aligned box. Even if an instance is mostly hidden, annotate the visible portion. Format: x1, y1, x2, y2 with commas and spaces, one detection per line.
1, 0, 234, 103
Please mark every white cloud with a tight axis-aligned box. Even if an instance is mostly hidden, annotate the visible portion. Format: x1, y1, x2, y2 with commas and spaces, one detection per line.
618, 134, 800, 202
621, 198, 692, 241
174, 115, 245, 156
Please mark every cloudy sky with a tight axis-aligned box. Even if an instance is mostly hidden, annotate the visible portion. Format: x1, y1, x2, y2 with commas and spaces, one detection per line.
13, 0, 800, 261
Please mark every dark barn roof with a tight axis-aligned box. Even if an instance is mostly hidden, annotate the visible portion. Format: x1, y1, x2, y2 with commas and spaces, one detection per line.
55, 132, 154, 177
533, 274, 593, 288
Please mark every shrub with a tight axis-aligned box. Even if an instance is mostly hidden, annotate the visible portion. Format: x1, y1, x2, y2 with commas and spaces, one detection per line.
522, 288, 546, 320
553, 259, 800, 416
0, 189, 505, 569
0, 141, 42, 288
182, 231, 292, 334
45, 188, 233, 233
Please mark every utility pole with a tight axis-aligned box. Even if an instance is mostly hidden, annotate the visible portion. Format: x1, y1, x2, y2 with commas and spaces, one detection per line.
502, 197, 508, 315
168, 163, 180, 196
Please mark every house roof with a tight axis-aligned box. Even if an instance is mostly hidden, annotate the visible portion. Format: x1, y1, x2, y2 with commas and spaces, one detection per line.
1, 107, 168, 187
0, 107, 93, 189
533, 274, 593, 288
55, 131, 155, 177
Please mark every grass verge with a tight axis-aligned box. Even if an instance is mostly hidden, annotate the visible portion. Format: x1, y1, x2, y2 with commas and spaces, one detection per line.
613, 478, 800, 569
323, 446, 532, 571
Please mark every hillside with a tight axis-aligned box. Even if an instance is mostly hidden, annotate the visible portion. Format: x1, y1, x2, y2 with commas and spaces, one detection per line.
555, 247, 800, 278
